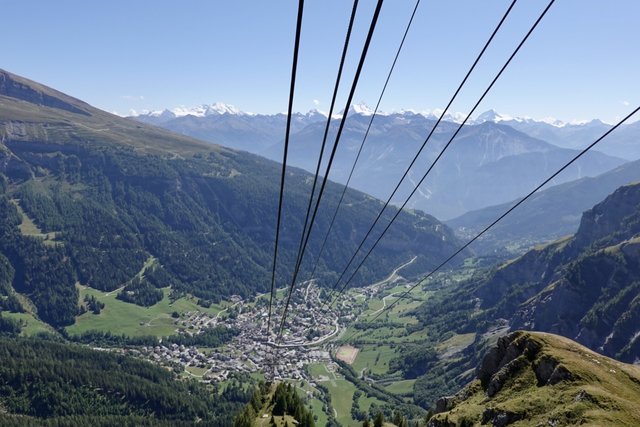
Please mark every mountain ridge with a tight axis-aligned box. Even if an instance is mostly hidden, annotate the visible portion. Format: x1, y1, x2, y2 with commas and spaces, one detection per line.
428, 331, 640, 426
133, 104, 627, 219
429, 182, 640, 362
447, 158, 640, 253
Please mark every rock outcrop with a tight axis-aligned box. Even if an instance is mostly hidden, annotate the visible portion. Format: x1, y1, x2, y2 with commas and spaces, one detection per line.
429, 331, 640, 426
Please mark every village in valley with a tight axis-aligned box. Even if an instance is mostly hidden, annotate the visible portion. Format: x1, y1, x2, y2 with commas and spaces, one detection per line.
127, 280, 384, 383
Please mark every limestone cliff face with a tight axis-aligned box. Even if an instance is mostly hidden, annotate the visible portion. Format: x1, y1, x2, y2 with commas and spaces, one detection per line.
512, 239, 640, 359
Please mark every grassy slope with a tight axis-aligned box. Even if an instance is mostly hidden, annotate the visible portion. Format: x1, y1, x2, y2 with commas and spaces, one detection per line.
0, 70, 218, 157
430, 331, 640, 426
3, 311, 55, 336
352, 345, 398, 376
67, 285, 224, 337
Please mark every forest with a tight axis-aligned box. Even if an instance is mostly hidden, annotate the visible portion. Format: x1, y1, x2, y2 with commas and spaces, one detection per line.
0, 129, 461, 330
0, 337, 250, 426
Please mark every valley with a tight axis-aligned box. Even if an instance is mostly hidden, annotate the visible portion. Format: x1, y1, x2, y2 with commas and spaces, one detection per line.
53, 252, 485, 425
0, 66, 639, 427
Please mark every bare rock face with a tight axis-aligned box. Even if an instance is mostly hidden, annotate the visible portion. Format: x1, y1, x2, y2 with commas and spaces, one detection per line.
477, 332, 574, 399
434, 396, 456, 414
477, 331, 542, 390
481, 408, 523, 426
0, 148, 32, 181
534, 355, 573, 385
429, 331, 640, 427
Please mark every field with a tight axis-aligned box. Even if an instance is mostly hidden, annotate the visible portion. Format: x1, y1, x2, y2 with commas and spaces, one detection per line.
326, 378, 357, 426
335, 345, 359, 364
307, 363, 363, 425
11, 199, 61, 246
3, 312, 55, 336
436, 333, 477, 358
67, 285, 224, 337
306, 394, 329, 427
307, 363, 330, 379
351, 345, 398, 376
292, 380, 329, 427
383, 379, 416, 395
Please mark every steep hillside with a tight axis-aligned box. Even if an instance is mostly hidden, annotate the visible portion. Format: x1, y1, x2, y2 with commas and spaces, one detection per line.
428, 331, 640, 426
0, 337, 249, 426
468, 183, 640, 362
0, 69, 463, 328
385, 183, 640, 409
448, 159, 640, 254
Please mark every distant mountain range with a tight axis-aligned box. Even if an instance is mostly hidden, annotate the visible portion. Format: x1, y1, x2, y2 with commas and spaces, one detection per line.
475, 109, 640, 160
132, 105, 633, 219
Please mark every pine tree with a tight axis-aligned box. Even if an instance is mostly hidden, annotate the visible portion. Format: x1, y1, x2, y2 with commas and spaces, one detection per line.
374, 412, 384, 427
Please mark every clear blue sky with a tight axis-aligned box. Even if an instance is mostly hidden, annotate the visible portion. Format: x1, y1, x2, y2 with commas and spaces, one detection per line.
3, 1, 638, 123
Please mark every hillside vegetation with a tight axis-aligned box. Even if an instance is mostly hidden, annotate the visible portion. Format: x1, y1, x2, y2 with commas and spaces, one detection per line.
0, 337, 250, 426
0, 69, 463, 329
428, 331, 640, 426
375, 182, 640, 409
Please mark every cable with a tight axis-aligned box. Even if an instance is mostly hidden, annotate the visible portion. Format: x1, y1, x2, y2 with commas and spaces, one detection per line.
277, 0, 385, 341
321, 0, 522, 310
291, 0, 359, 294
341, 104, 640, 343
306, 0, 422, 284
266, 0, 305, 337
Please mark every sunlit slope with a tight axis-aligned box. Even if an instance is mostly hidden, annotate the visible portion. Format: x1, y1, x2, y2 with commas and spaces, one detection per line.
429, 331, 640, 426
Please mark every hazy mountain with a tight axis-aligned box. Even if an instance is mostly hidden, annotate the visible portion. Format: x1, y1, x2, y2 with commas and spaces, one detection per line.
429, 331, 640, 426
0, 69, 463, 328
134, 107, 626, 219
280, 117, 625, 219
474, 108, 640, 161
448, 158, 640, 253
134, 105, 326, 154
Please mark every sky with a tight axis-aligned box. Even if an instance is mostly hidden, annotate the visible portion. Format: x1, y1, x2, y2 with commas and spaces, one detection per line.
2, 0, 639, 123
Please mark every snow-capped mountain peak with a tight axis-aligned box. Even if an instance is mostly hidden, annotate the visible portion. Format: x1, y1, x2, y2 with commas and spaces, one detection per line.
205, 102, 242, 115
173, 102, 243, 117
305, 108, 328, 118
132, 104, 618, 131
474, 109, 515, 124
134, 102, 245, 119
349, 102, 376, 116
472, 109, 602, 128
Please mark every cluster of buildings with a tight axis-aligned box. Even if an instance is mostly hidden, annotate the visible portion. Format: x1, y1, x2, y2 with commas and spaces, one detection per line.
129, 282, 365, 382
